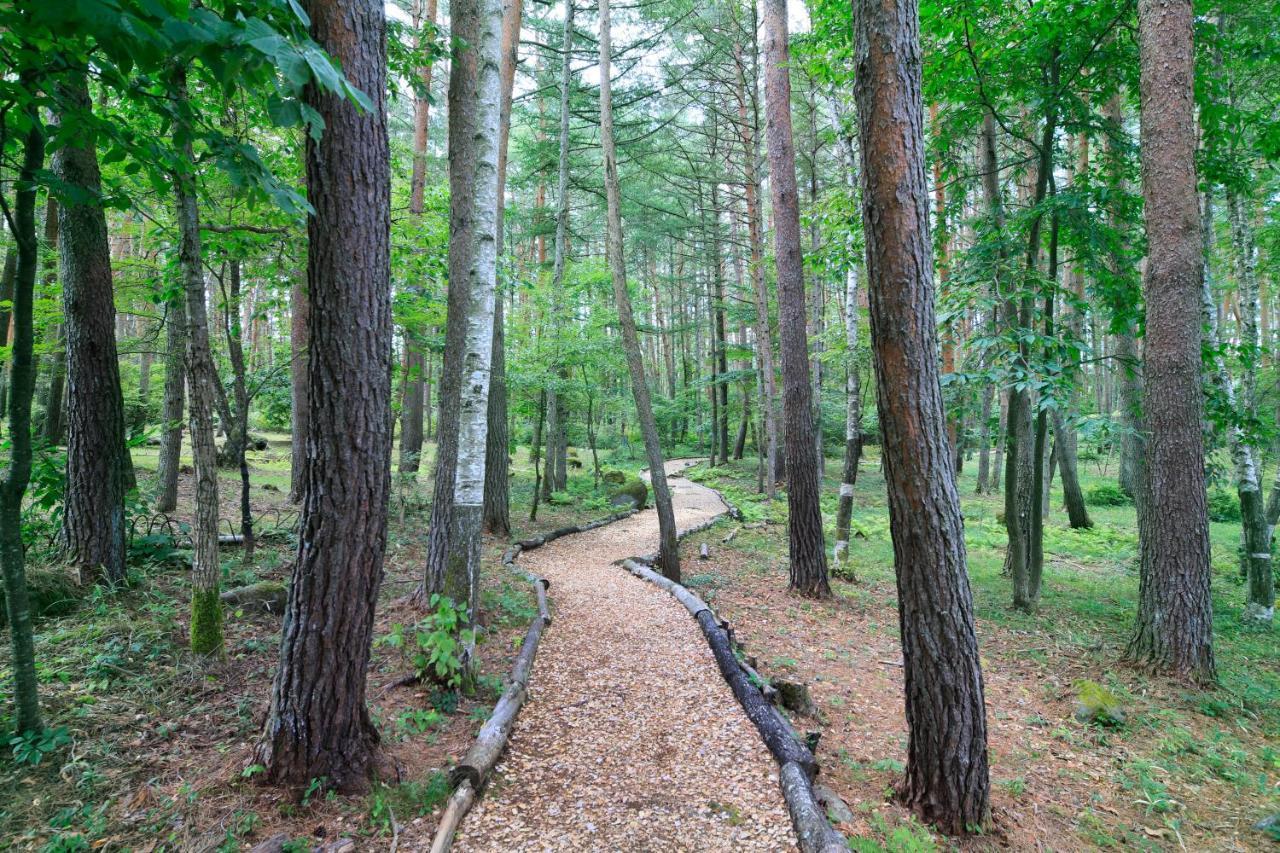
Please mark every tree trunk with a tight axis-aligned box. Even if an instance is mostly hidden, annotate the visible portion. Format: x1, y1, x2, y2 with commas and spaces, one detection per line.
482, 0, 524, 536
53, 72, 127, 586
1124, 0, 1216, 684
256, 0, 392, 791
733, 36, 778, 499
40, 198, 65, 446
422, 0, 502, 615
225, 259, 255, 560
155, 286, 186, 512
171, 69, 223, 657
762, 0, 829, 597
599, 0, 680, 581
289, 270, 308, 503
0, 106, 47, 735
831, 101, 862, 566
853, 0, 990, 832
1053, 410, 1092, 528
529, 390, 545, 521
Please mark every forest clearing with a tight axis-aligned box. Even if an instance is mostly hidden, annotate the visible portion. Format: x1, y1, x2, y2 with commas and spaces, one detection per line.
0, 0, 1278, 849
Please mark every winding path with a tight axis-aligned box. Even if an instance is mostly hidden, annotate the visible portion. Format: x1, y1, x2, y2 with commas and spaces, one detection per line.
453, 461, 796, 851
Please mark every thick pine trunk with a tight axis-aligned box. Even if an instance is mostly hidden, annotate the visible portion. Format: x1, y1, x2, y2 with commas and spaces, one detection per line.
1, 110, 47, 735
155, 288, 186, 512
762, 0, 829, 597
256, 0, 392, 790
172, 69, 223, 657
599, 0, 680, 581
53, 73, 128, 586
853, 0, 990, 831
1124, 0, 1216, 684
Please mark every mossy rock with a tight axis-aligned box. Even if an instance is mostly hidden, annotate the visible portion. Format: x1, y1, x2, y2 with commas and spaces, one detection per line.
601, 469, 627, 486
608, 476, 648, 510
221, 580, 289, 614
1073, 679, 1126, 727
0, 566, 79, 625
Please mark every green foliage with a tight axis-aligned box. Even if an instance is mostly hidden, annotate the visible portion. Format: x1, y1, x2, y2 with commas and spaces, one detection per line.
9, 726, 72, 766
379, 595, 475, 689
1207, 490, 1242, 523
367, 773, 451, 836
1085, 483, 1131, 507
0, 566, 79, 626
1073, 680, 1126, 727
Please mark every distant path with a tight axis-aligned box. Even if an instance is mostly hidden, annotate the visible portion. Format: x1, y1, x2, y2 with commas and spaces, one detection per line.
453, 460, 795, 851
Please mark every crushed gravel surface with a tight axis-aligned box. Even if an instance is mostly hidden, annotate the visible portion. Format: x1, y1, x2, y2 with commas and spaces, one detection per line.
454, 461, 796, 851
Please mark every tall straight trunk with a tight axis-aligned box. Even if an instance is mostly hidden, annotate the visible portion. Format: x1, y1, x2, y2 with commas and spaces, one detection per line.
762, 0, 829, 597
53, 72, 127, 586
1057, 137, 1093, 528
831, 101, 862, 565
256, 0, 392, 790
399, 0, 437, 477
0, 250, 15, 413
155, 286, 186, 512
733, 36, 777, 499
931, 103, 958, 466
225, 259, 255, 560
529, 390, 545, 521
1, 105, 47, 735
1124, 0, 1216, 684
711, 182, 730, 467
481, 0, 520, 535
422, 0, 502, 614
854, 0, 990, 831
289, 271, 308, 502
599, 0, 680, 581
40, 199, 65, 446
1213, 194, 1273, 621
172, 69, 222, 657
542, 389, 558, 499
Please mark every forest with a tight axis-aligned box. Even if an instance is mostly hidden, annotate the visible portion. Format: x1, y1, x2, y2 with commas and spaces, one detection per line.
0, 0, 1277, 849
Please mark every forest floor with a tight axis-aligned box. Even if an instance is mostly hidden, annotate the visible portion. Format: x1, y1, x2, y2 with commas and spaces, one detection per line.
683, 451, 1280, 852
2, 435, 1277, 851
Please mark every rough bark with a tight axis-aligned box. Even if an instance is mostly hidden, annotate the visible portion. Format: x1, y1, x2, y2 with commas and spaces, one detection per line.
172, 68, 223, 657
854, 0, 991, 832
0, 105, 47, 735
155, 287, 186, 512
255, 0, 392, 790
1124, 0, 1216, 684
762, 0, 829, 597
599, 0, 680, 581
52, 74, 128, 586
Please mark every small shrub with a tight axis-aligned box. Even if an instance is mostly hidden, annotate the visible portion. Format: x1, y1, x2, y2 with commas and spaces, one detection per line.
1207, 490, 1241, 523
10, 726, 72, 766
1085, 483, 1131, 507
378, 595, 475, 689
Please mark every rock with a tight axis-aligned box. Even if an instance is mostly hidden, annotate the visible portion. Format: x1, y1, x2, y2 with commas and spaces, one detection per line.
249, 834, 290, 853
602, 469, 627, 486
775, 679, 820, 718
221, 580, 289, 614
1073, 679, 1126, 727
813, 782, 855, 825
1254, 813, 1280, 839
313, 840, 355, 853
607, 476, 648, 510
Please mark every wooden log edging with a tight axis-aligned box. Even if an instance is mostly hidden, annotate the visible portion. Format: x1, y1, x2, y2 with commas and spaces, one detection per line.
427, 505, 640, 853
619, 468, 847, 853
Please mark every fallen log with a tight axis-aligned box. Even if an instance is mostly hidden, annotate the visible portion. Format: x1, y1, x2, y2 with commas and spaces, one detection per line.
780, 762, 849, 853
622, 559, 711, 619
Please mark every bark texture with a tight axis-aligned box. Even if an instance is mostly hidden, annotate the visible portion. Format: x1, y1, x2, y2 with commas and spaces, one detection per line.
1124, 0, 1216, 684
599, 0, 680, 581
53, 73, 127, 586
255, 0, 392, 789
289, 272, 308, 502
155, 288, 186, 512
854, 0, 990, 832
762, 0, 829, 597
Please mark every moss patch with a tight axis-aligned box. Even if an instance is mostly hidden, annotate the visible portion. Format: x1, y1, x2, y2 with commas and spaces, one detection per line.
189, 586, 225, 656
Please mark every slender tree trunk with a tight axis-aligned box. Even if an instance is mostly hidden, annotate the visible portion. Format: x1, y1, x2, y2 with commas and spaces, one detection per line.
831, 101, 862, 566
289, 270, 308, 502
40, 199, 65, 446
256, 0, 392, 790
482, 0, 525, 536
733, 37, 777, 499
400, 0, 437, 477
1124, 0, 1216, 684
599, 0, 680, 580
155, 286, 186, 512
53, 72, 127, 586
1, 106, 47, 735
762, 0, 829, 596
422, 0, 502, 615
171, 68, 222, 656
225, 259, 255, 560
529, 390, 545, 521
853, 0, 990, 831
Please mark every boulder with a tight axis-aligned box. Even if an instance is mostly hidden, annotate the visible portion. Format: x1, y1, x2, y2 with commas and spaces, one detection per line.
602, 469, 627, 486
1073, 679, 1126, 727
220, 580, 289, 614
607, 476, 648, 509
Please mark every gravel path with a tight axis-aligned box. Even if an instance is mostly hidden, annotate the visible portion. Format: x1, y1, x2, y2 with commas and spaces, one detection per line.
454, 461, 796, 851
